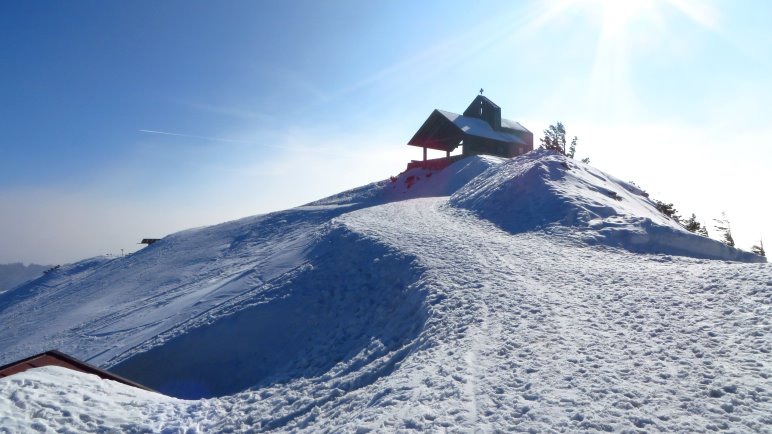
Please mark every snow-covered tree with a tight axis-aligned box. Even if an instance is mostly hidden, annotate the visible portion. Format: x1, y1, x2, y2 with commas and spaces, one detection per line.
751, 239, 765, 257
713, 212, 734, 247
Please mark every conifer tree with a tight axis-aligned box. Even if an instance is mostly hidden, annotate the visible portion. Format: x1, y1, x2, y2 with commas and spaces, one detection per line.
540, 122, 583, 160
540, 122, 567, 155
713, 212, 734, 247
684, 213, 703, 233
567, 136, 578, 158
655, 200, 680, 223
751, 239, 765, 257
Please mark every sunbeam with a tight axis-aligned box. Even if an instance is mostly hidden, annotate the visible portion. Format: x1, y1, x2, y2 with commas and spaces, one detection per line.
550, 0, 721, 120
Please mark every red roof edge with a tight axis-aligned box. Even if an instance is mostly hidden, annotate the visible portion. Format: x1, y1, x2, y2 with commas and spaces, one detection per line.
0, 350, 156, 393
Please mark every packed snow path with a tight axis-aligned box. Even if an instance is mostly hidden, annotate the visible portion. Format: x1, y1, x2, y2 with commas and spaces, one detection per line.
2, 197, 770, 432
335, 198, 772, 432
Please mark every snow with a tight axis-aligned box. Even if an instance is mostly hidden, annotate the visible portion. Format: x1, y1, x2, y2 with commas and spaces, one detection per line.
109, 225, 427, 399
499, 118, 530, 133
0, 263, 49, 294
0, 366, 191, 433
309, 153, 504, 207
438, 110, 527, 145
450, 150, 764, 262
0, 150, 769, 432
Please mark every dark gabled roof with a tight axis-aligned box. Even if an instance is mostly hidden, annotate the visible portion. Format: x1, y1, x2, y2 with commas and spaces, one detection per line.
478, 95, 500, 108
407, 95, 531, 151
500, 118, 531, 134
407, 109, 467, 151
0, 350, 155, 392
463, 95, 502, 130
140, 238, 161, 245
464, 95, 500, 112
407, 109, 527, 151
438, 110, 527, 144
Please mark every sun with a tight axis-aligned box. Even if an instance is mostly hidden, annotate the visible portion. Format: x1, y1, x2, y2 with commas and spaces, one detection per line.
520, 0, 718, 119
572, 0, 717, 35
582, 0, 658, 35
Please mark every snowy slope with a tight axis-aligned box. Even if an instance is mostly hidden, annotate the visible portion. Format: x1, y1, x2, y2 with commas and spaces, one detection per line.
451, 150, 764, 262
0, 151, 769, 432
0, 263, 49, 293
309, 154, 504, 206
0, 155, 501, 368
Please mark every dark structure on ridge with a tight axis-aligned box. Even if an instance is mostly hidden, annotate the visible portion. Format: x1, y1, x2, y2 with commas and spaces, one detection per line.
407, 94, 533, 170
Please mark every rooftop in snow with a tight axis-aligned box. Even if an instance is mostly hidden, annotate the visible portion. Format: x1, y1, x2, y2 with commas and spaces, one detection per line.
407, 94, 534, 169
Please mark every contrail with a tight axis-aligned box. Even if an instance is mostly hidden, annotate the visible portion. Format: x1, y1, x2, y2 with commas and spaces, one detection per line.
138, 129, 251, 144
138, 129, 341, 156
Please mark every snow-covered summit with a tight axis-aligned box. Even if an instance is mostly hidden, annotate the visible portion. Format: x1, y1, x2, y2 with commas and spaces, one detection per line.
451, 150, 764, 262
308, 154, 505, 207
0, 155, 505, 374
0, 150, 769, 432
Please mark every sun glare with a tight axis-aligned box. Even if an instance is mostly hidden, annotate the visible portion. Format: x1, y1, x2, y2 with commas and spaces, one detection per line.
574, 0, 716, 34
585, 0, 656, 34
546, 0, 718, 122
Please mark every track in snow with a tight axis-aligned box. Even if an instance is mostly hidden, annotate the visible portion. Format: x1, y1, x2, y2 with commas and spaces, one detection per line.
331, 197, 772, 432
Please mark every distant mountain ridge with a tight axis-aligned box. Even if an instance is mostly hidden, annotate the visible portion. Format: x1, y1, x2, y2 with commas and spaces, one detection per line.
0, 263, 50, 293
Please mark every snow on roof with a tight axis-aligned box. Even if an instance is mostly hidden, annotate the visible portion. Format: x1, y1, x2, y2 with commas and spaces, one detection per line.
437, 110, 526, 145
0, 350, 153, 392
500, 118, 531, 133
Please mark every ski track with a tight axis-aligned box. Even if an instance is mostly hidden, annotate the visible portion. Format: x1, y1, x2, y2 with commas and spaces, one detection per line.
1, 182, 771, 430
0, 207, 338, 366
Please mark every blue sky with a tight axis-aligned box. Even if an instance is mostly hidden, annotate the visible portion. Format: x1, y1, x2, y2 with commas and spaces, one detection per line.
1, 0, 770, 263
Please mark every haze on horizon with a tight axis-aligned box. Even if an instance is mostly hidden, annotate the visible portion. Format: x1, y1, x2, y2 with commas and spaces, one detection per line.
1, 0, 770, 265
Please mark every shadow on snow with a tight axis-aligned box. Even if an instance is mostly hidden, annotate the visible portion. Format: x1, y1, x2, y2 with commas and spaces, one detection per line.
110, 226, 428, 399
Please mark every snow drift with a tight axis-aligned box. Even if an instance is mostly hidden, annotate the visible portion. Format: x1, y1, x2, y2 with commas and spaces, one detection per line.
0, 155, 500, 401
111, 225, 427, 399
308, 154, 504, 207
450, 150, 764, 262
0, 150, 769, 432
